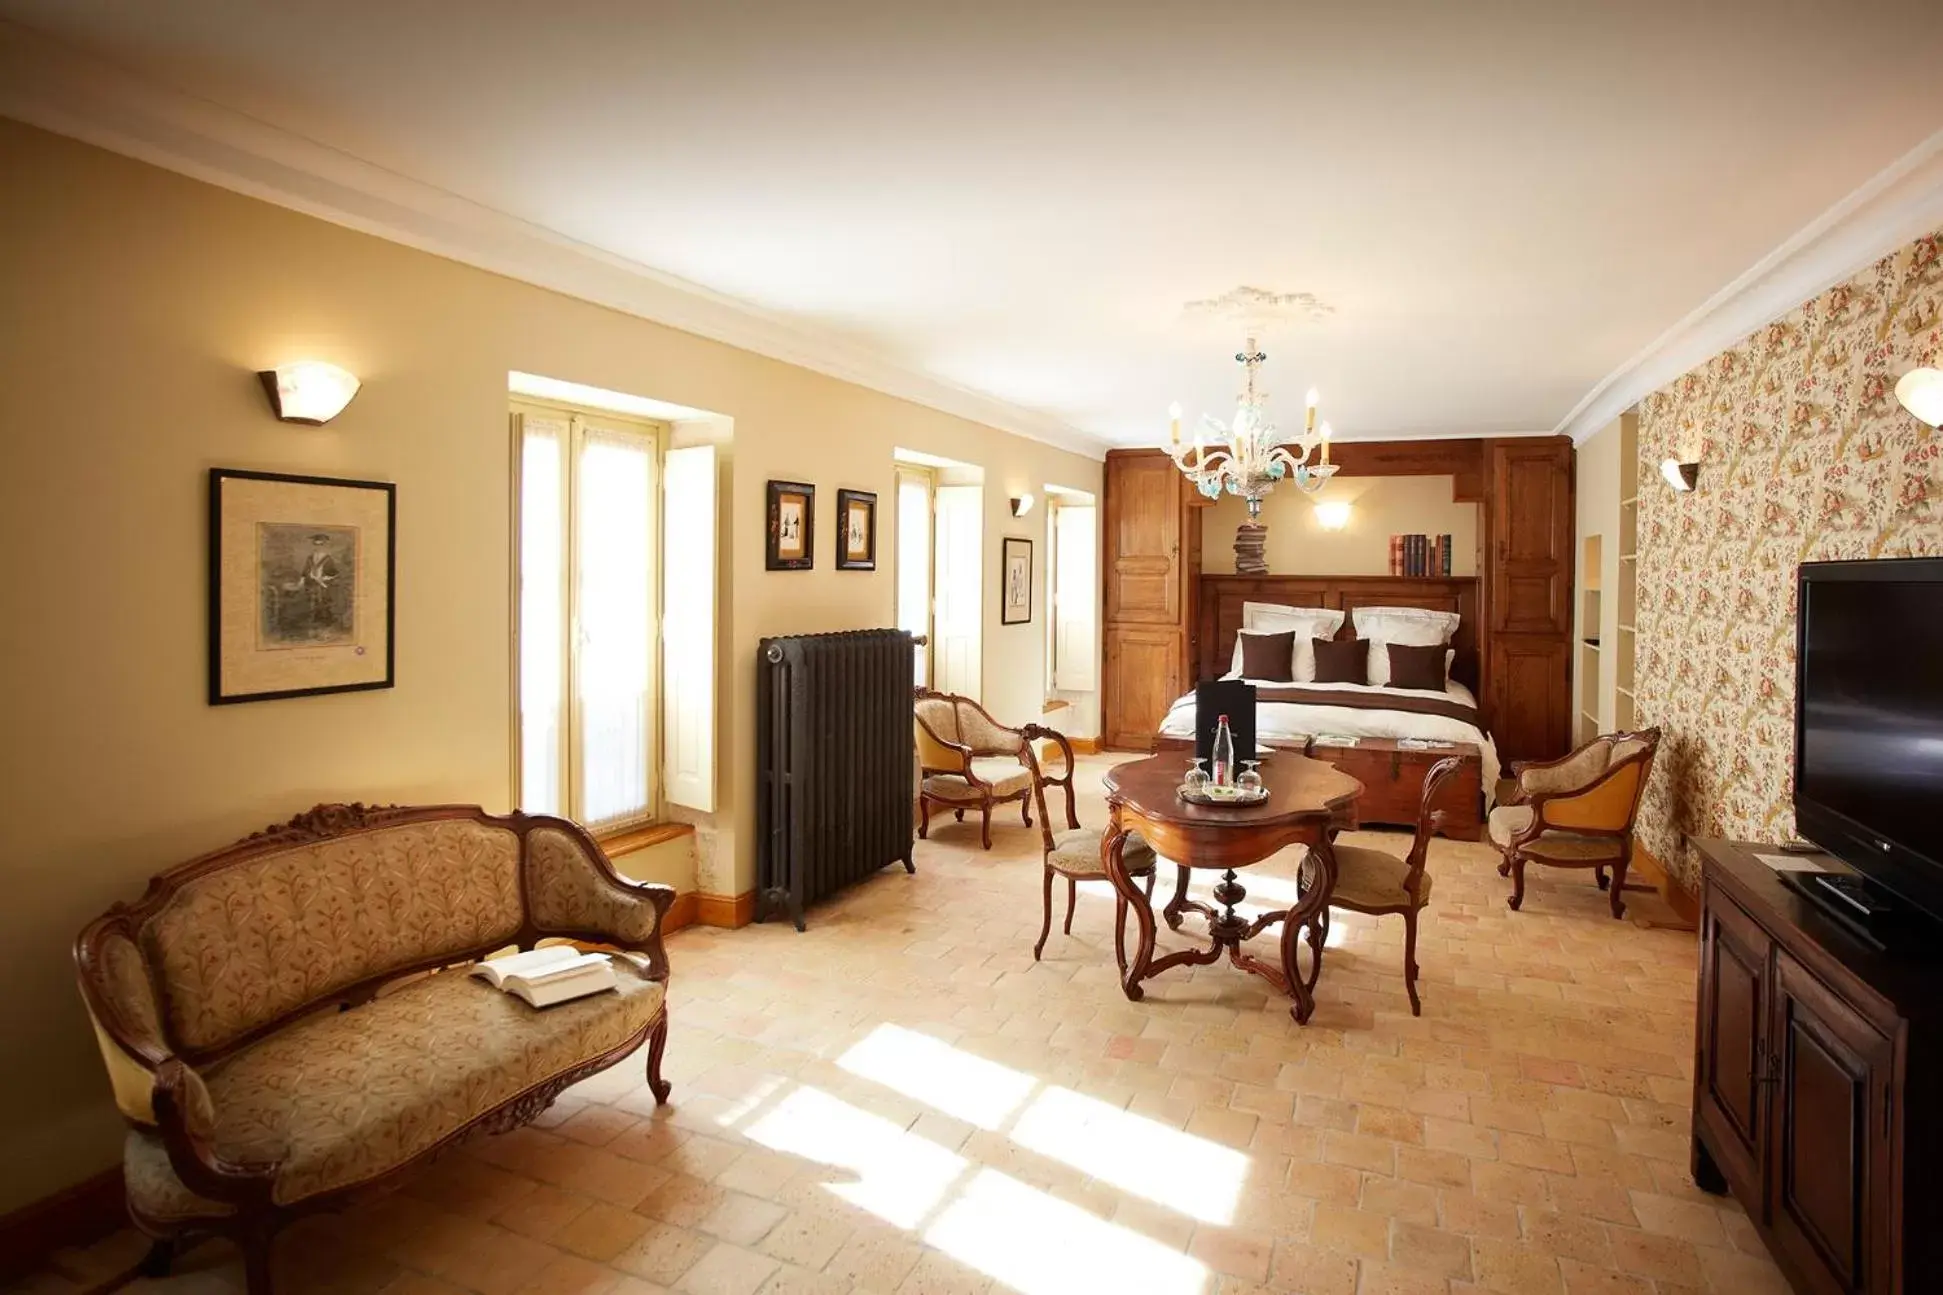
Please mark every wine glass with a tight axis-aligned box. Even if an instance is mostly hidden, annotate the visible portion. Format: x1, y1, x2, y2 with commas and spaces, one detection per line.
1237, 761, 1264, 796
1182, 758, 1209, 794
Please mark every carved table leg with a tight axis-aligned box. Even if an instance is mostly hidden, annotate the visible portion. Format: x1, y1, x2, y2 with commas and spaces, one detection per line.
1102, 807, 1156, 1002
1279, 836, 1337, 1025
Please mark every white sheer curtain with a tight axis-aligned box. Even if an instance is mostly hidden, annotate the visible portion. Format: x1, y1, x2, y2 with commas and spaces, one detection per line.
897, 472, 933, 688
575, 428, 654, 829
518, 417, 566, 816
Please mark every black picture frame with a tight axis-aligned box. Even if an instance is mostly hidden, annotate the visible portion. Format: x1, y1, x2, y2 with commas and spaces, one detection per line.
208, 467, 397, 705
836, 488, 877, 571
1001, 536, 1033, 625
766, 479, 815, 570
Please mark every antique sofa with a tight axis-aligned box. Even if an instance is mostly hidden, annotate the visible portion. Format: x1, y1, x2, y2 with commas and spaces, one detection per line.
74, 802, 676, 1293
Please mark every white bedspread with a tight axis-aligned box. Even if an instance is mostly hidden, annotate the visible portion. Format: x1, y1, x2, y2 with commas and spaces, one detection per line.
1158, 678, 1501, 794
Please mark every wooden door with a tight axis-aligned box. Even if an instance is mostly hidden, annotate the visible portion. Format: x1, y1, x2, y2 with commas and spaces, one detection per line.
1488, 634, 1569, 762
1488, 441, 1572, 635
1104, 453, 1183, 625
1768, 950, 1896, 1295
1103, 451, 1193, 749
1695, 888, 1772, 1200
1102, 625, 1182, 749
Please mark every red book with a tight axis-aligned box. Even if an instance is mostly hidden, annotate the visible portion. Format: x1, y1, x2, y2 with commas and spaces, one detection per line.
1389, 534, 1403, 576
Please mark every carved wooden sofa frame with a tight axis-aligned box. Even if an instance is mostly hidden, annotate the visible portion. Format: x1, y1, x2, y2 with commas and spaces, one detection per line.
73, 802, 676, 1293
914, 689, 1080, 849
1493, 727, 1662, 918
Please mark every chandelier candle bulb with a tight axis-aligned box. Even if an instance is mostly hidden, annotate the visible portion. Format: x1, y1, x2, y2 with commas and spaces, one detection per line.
1305, 387, 1319, 433
1320, 421, 1331, 465
1169, 402, 1182, 444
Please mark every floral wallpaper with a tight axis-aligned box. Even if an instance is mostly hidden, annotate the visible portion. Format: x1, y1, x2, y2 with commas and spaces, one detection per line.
1635, 231, 1943, 886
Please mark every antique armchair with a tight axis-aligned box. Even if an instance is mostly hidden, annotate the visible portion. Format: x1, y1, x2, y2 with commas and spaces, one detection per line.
913, 690, 1079, 849
1488, 727, 1662, 918
1301, 757, 1465, 1015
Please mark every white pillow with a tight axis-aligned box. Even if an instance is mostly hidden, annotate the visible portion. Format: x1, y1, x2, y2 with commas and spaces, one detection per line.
1353, 606, 1461, 686
1229, 602, 1346, 681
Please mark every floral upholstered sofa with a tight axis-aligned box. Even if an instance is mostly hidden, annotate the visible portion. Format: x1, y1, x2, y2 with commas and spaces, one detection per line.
74, 802, 676, 1293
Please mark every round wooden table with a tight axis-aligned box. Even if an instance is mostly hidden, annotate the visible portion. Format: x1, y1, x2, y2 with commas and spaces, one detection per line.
1101, 751, 1364, 1024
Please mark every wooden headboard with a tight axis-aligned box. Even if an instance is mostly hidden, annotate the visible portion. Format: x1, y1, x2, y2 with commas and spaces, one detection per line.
1196, 575, 1482, 691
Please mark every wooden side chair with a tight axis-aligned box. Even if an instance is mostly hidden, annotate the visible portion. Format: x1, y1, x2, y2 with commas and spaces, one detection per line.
1300, 756, 1466, 1016
1029, 769, 1156, 963
914, 690, 1079, 849
1488, 727, 1662, 918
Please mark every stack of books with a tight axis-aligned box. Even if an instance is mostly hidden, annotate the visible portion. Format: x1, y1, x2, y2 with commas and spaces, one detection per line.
1388, 533, 1454, 576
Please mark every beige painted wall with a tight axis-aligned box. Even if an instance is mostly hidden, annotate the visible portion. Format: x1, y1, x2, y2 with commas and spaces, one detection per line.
0, 119, 1100, 1211
1199, 475, 1479, 575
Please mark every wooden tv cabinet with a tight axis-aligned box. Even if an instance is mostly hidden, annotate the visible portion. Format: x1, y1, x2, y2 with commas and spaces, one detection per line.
1690, 838, 1942, 1294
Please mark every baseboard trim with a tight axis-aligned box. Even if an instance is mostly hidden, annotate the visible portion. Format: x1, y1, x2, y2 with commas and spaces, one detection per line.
695, 890, 755, 929
0, 1167, 124, 1281
1632, 840, 1700, 929
660, 891, 700, 936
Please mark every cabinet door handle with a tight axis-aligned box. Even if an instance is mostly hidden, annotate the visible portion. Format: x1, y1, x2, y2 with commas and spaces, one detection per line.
1750, 1043, 1778, 1087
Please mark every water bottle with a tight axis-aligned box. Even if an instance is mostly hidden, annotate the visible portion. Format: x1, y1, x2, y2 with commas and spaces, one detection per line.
1212, 714, 1235, 788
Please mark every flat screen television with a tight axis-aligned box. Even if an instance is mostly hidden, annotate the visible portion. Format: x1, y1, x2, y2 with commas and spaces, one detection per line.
1794, 556, 1943, 925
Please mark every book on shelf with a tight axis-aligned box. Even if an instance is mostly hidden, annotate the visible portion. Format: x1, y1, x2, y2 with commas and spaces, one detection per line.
470, 946, 618, 1008
1385, 533, 1455, 577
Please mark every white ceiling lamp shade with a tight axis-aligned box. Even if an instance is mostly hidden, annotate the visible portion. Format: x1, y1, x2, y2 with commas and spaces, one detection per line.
1894, 367, 1943, 428
1661, 459, 1700, 492
258, 361, 361, 425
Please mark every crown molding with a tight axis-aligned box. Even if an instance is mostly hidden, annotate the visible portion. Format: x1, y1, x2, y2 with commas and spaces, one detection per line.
0, 22, 1110, 461
1556, 126, 1943, 443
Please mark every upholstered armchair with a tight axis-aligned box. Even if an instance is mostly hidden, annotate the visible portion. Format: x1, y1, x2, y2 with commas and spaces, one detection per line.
914, 690, 1079, 849
1488, 728, 1662, 918
1303, 756, 1466, 1015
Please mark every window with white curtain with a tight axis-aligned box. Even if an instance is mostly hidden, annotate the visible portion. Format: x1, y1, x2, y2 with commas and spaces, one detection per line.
895, 467, 934, 688
514, 404, 659, 833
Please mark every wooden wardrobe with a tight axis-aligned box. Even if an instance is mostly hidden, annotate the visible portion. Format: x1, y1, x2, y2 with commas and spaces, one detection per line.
1101, 437, 1574, 764
1101, 450, 1201, 749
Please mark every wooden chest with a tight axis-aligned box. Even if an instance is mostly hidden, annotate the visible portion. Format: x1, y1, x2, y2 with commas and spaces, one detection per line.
1303, 738, 1483, 840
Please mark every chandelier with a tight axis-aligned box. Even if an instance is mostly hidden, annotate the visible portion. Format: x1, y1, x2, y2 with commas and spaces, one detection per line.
1167, 337, 1336, 518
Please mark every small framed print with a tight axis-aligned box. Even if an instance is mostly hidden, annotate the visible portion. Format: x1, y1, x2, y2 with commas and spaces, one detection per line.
836, 489, 876, 571
208, 467, 396, 704
1001, 536, 1033, 625
766, 479, 815, 570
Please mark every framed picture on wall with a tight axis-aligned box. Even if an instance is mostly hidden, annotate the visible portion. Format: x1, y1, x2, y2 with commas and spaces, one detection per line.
208, 467, 396, 705
1001, 536, 1033, 625
836, 489, 876, 571
766, 479, 815, 570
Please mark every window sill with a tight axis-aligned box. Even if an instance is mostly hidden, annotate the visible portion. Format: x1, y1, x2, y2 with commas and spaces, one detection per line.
597, 821, 696, 858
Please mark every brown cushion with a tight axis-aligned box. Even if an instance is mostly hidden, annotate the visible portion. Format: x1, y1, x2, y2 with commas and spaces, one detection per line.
1385, 642, 1448, 692
1235, 630, 1297, 682
1312, 636, 1368, 685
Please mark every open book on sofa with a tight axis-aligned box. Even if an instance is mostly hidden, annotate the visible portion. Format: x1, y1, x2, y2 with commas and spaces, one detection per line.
470, 946, 618, 1008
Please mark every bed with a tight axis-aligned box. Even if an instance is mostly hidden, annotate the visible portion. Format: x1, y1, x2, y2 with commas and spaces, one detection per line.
1157, 574, 1502, 831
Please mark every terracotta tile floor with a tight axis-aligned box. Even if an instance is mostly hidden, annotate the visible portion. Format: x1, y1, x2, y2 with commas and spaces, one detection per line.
25, 757, 1787, 1295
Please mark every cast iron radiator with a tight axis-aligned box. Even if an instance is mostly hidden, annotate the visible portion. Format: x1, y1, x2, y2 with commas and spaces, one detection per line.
757, 628, 917, 929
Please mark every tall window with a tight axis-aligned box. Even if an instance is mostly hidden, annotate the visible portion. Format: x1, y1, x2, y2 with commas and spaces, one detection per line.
896, 467, 934, 687
515, 404, 659, 832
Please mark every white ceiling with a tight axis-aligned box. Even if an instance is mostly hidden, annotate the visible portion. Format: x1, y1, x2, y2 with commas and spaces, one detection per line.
4, 0, 1943, 453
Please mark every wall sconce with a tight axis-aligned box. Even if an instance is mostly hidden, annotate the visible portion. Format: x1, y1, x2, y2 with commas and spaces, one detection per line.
1313, 500, 1352, 531
1009, 493, 1035, 517
1660, 459, 1700, 492
258, 361, 360, 425
1896, 367, 1943, 428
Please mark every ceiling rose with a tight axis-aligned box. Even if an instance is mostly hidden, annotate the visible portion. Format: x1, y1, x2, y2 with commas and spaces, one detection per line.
1183, 286, 1335, 327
